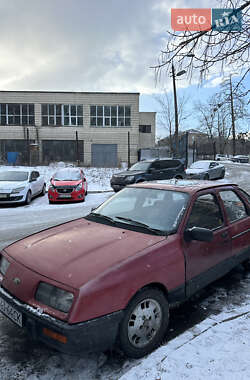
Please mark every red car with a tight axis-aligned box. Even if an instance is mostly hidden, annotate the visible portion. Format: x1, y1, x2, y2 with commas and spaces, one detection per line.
0, 181, 249, 358
48, 168, 87, 203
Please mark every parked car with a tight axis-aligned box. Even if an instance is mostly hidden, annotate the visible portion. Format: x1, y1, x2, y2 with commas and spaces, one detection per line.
0, 181, 249, 358
110, 158, 185, 192
0, 168, 46, 205
185, 160, 225, 180
231, 155, 249, 163
48, 168, 87, 203
215, 154, 227, 161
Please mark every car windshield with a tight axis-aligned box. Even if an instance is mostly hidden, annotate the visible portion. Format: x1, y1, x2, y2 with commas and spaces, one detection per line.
129, 161, 151, 171
90, 187, 189, 234
0, 171, 29, 181
53, 169, 81, 181
189, 161, 209, 169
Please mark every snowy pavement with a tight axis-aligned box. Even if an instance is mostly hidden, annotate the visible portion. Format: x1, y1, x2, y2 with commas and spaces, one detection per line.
0, 161, 250, 379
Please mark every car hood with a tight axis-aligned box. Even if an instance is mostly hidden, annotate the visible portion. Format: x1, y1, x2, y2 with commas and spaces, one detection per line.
0, 180, 27, 191
4, 219, 165, 289
113, 170, 145, 177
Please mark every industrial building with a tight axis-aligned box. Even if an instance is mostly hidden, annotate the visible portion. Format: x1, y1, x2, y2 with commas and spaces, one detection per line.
0, 91, 155, 167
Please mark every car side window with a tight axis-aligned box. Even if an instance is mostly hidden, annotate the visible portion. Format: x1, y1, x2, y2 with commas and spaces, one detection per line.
186, 193, 223, 230
219, 190, 248, 222
151, 162, 161, 170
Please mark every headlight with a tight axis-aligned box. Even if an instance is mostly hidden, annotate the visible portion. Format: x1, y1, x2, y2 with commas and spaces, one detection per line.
11, 187, 25, 194
124, 175, 135, 184
75, 182, 83, 191
49, 185, 56, 191
35, 282, 74, 313
0, 256, 10, 275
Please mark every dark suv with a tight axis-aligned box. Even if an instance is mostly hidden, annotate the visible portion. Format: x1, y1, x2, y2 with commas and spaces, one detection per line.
110, 158, 185, 192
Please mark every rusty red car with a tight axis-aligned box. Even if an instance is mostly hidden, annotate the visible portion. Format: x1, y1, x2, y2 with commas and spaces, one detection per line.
0, 181, 249, 358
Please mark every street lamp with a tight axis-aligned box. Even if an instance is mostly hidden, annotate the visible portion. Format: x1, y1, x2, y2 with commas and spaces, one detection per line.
171, 63, 186, 157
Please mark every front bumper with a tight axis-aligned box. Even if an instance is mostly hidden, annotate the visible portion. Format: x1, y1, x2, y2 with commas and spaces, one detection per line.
0, 286, 123, 354
110, 184, 125, 192
0, 193, 26, 204
48, 190, 85, 202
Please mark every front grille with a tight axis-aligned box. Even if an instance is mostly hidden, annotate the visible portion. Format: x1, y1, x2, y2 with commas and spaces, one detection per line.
0, 196, 22, 201
55, 186, 74, 194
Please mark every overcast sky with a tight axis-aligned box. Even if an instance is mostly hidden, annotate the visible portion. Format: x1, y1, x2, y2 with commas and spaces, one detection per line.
0, 0, 248, 136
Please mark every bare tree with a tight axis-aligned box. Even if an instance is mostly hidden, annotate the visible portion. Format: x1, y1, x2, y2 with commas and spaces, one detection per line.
154, 91, 190, 152
194, 81, 248, 154
153, 0, 250, 86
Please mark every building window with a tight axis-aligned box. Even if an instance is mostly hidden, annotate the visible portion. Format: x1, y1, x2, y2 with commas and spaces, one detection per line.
42, 104, 83, 126
90, 105, 131, 127
0, 103, 34, 126
139, 125, 151, 133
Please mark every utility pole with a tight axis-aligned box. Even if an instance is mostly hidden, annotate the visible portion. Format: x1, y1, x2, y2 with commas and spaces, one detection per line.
172, 63, 179, 157
229, 74, 236, 156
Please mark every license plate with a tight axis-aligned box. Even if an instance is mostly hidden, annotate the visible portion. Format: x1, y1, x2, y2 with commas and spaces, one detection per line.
59, 194, 72, 198
0, 194, 8, 198
0, 296, 23, 327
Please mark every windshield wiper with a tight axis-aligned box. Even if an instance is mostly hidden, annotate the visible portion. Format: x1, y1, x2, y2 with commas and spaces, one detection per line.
114, 216, 165, 235
89, 212, 117, 225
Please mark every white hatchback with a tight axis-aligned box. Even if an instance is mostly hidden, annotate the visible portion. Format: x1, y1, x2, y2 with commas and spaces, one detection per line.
0, 169, 46, 205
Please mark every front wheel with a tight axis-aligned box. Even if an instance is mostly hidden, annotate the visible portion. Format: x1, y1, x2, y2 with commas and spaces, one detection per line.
242, 259, 250, 270
25, 190, 32, 205
118, 287, 169, 358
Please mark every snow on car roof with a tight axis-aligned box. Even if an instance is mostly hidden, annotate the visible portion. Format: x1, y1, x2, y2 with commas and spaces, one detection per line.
130, 180, 238, 193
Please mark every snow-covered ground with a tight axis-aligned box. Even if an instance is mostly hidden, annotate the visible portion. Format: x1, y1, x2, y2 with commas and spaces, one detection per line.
0, 161, 250, 380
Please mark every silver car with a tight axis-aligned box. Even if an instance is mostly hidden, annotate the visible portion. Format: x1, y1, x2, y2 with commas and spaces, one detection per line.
0, 168, 46, 205
185, 160, 225, 180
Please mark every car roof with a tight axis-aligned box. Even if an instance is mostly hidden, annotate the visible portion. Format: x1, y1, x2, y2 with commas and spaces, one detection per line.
140, 158, 182, 163
129, 180, 238, 195
0, 167, 32, 173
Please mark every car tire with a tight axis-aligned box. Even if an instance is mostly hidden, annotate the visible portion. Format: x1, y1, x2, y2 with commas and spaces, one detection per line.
85, 190, 88, 196
220, 171, 225, 179
204, 174, 209, 180
175, 175, 183, 180
49, 200, 55, 204
25, 190, 32, 205
242, 259, 250, 270
41, 184, 46, 196
118, 287, 169, 358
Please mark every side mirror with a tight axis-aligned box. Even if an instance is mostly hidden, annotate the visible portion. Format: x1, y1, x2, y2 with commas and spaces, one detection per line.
184, 227, 213, 242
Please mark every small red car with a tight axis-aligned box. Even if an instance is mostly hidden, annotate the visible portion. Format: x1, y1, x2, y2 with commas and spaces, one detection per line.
48, 168, 87, 203
0, 181, 249, 358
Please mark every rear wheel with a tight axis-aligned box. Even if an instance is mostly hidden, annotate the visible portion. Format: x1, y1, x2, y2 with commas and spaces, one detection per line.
220, 171, 225, 179
41, 184, 46, 196
119, 287, 169, 358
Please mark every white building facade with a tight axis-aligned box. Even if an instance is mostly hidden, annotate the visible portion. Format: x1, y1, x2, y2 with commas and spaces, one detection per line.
0, 91, 155, 167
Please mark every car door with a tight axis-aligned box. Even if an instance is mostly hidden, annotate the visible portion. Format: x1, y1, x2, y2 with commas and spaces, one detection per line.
182, 191, 232, 297
208, 162, 218, 179
149, 161, 163, 180
218, 189, 250, 265
30, 171, 40, 195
